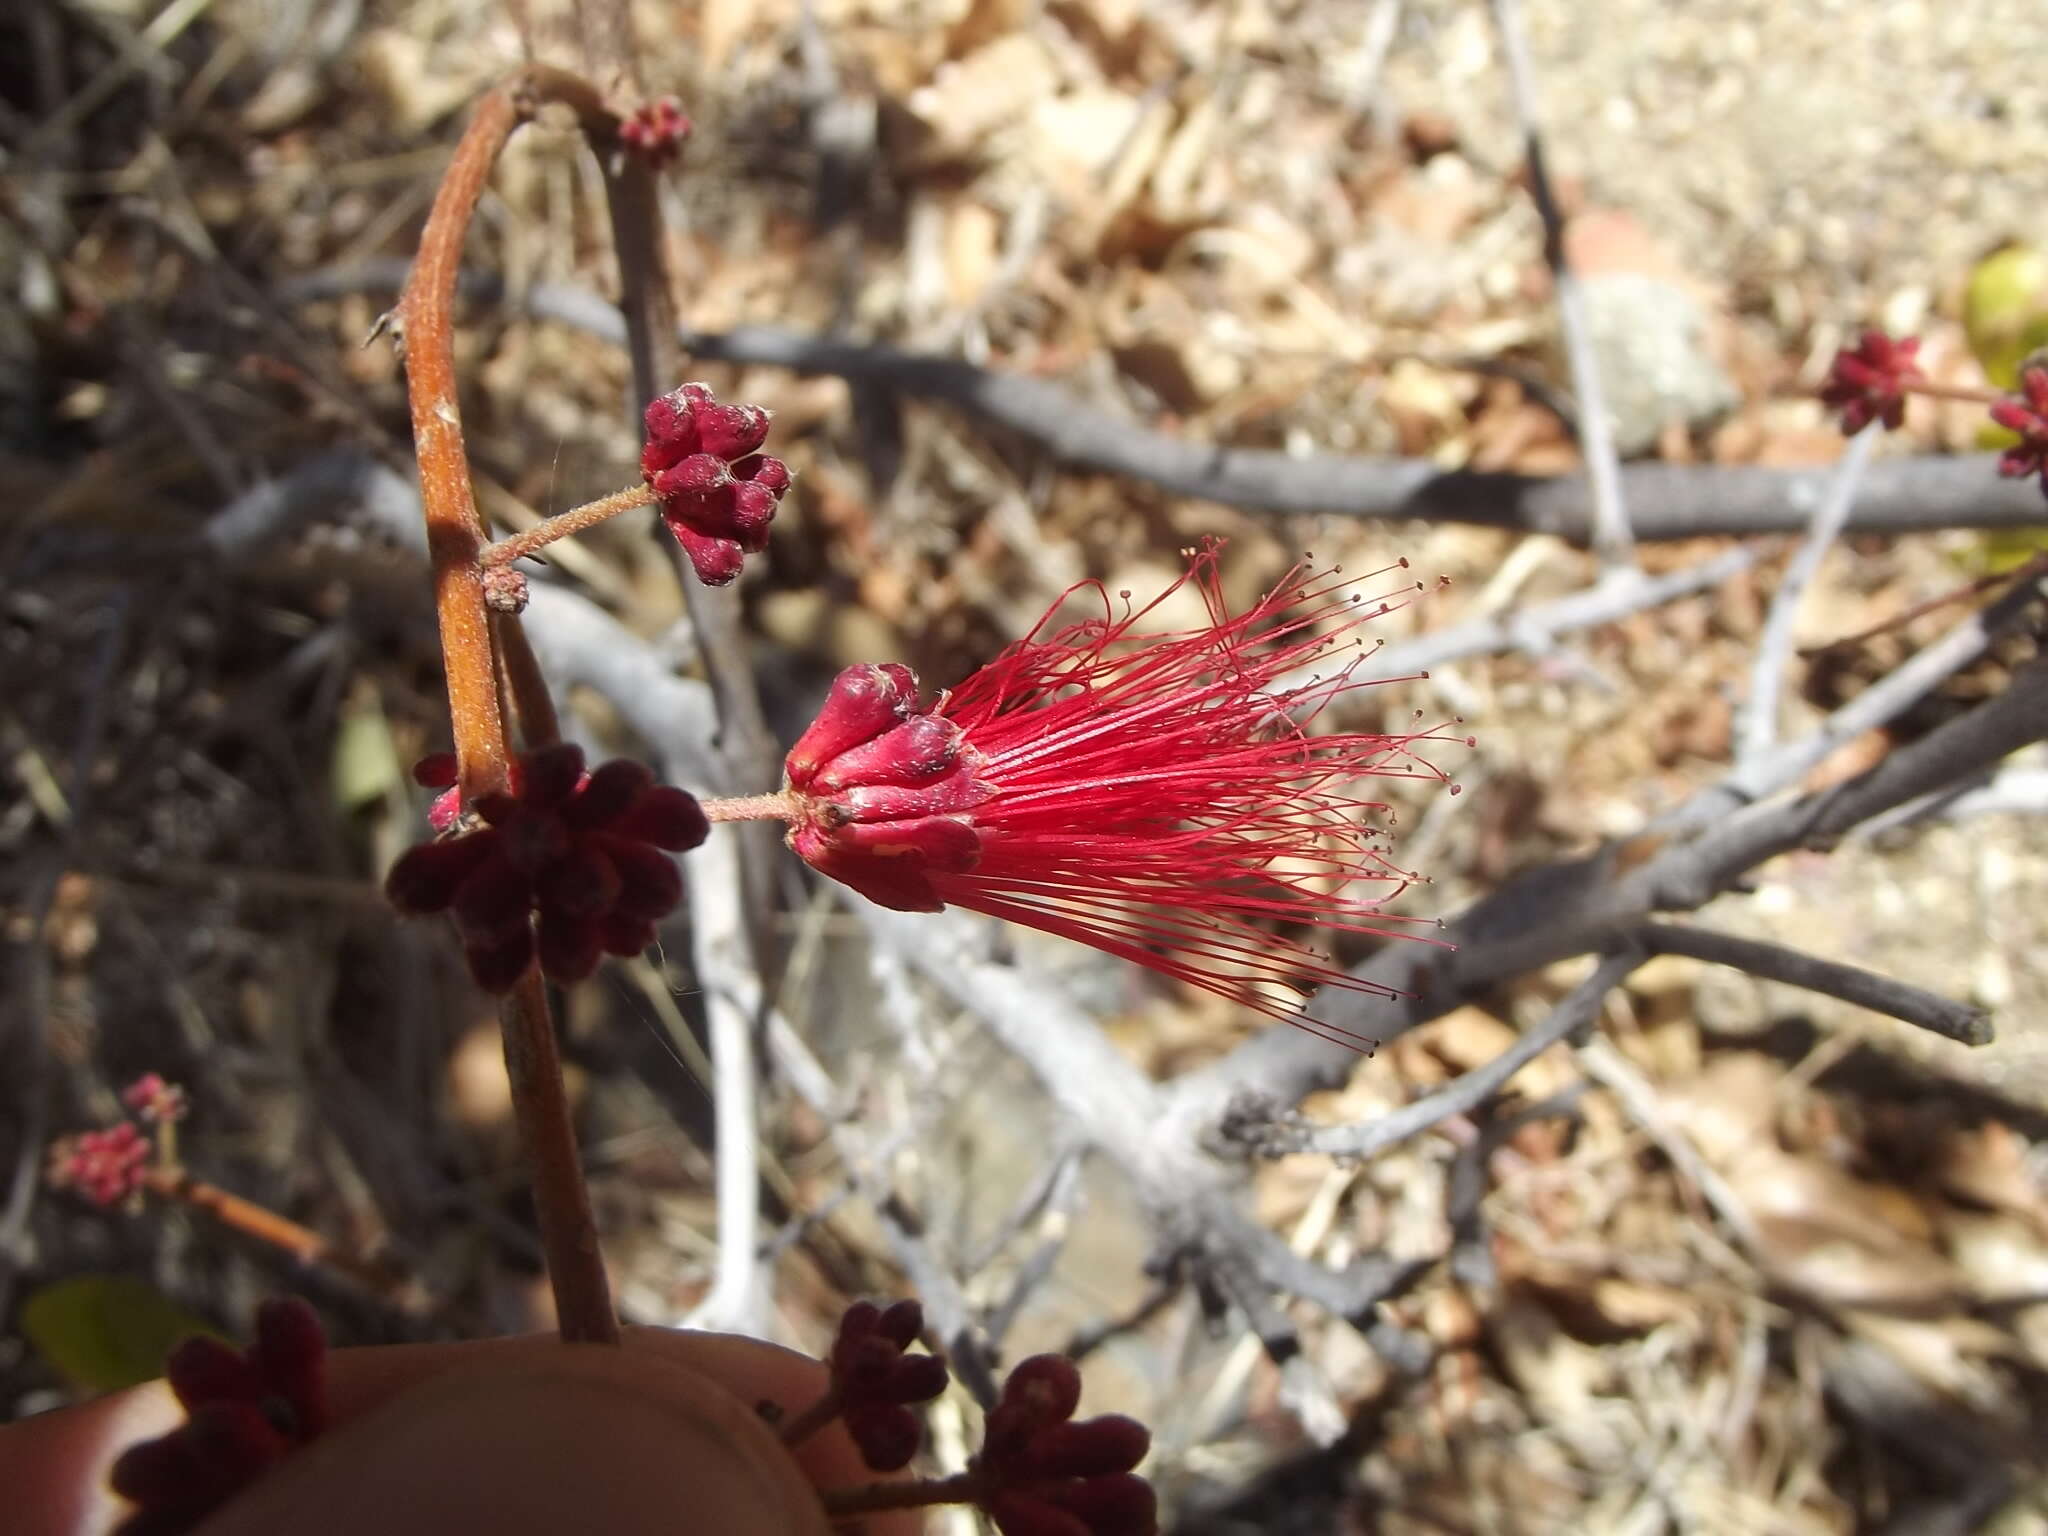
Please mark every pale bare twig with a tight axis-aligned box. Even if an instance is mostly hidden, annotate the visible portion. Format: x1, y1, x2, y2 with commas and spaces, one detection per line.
1635, 920, 1991, 1046
279, 266, 2048, 544
1735, 427, 1877, 771
1488, 0, 1632, 570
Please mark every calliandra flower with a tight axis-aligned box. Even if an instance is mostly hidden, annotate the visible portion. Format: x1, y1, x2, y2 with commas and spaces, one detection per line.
46, 1121, 150, 1206
641, 382, 794, 585
1988, 363, 2048, 496
779, 543, 1462, 1047
110, 1297, 329, 1536
386, 744, 709, 991
1818, 329, 1924, 434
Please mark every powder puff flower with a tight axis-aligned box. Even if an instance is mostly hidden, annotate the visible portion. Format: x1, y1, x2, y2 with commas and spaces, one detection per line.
779, 543, 1462, 1046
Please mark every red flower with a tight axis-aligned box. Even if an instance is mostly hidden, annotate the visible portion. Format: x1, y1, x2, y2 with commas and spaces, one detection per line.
386, 745, 708, 991
1988, 364, 2048, 495
642, 383, 794, 585
109, 1297, 328, 1535
46, 1121, 150, 1206
783, 544, 1459, 1045
1818, 329, 1924, 434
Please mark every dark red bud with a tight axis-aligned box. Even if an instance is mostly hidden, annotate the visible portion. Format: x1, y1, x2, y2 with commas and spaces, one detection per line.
614, 786, 709, 851
1024, 1415, 1151, 1478
786, 665, 923, 790
644, 390, 698, 452
813, 715, 968, 793
1000, 1355, 1082, 1425
887, 1352, 950, 1404
536, 843, 621, 920
671, 523, 746, 586
735, 454, 791, 494
384, 835, 498, 915
727, 480, 780, 549
605, 839, 684, 921
837, 1300, 883, 1340
522, 744, 587, 807
1048, 1473, 1158, 1534
877, 1297, 925, 1348
653, 453, 733, 501
696, 403, 771, 459
252, 1298, 328, 1437
538, 914, 604, 983
566, 759, 655, 829
165, 1336, 264, 1412
451, 856, 533, 939
847, 1403, 923, 1473
464, 929, 534, 992
411, 752, 458, 788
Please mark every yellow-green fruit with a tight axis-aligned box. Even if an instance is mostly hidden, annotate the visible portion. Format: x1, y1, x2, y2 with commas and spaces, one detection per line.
1963, 245, 2048, 388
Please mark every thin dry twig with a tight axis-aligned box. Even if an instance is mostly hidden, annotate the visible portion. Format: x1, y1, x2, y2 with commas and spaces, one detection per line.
1228, 952, 1639, 1160
279, 267, 2048, 544
1735, 426, 1877, 771
1636, 921, 1992, 1046
1488, 0, 1632, 570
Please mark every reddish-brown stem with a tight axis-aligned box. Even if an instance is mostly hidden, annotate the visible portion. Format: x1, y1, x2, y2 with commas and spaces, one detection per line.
776, 1388, 842, 1449
139, 1167, 421, 1310
494, 612, 562, 748
397, 85, 524, 804
500, 969, 620, 1343
819, 1472, 979, 1519
400, 70, 621, 1348
703, 791, 798, 824
480, 482, 657, 568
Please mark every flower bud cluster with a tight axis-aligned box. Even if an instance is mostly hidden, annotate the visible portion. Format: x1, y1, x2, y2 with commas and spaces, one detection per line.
828, 1299, 952, 1471
783, 664, 994, 913
110, 1298, 328, 1536
641, 383, 794, 585
46, 1121, 150, 1206
124, 1072, 190, 1126
1989, 363, 2048, 496
618, 96, 690, 168
975, 1355, 1155, 1536
1819, 329, 1924, 434
387, 745, 708, 991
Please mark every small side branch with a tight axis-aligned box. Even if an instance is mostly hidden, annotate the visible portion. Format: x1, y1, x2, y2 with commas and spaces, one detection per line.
1637, 921, 1992, 1046
1735, 427, 1877, 770
1228, 952, 1638, 1161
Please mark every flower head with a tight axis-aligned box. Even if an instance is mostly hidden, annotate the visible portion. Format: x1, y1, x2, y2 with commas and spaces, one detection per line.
784, 543, 1460, 1046
1988, 363, 2048, 497
827, 1299, 951, 1471
110, 1297, 328, 1535
1818, 329, 1924, 434
46, 1121, 150, 1206
974, 1355, 1155, 1536
386, 744, 708, 991
642, 383, 794, 585
123, 1072, 190, 1126
618, 95, 691, 168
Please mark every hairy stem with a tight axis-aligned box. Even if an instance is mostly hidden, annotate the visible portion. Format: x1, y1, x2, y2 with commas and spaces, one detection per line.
480, 482, 657, 568
398, 85, 524, 803
819, 1472, 979, 1519
775, 1388, 842, 1449
500, 970, 619, 1343
703, 791, 798, 823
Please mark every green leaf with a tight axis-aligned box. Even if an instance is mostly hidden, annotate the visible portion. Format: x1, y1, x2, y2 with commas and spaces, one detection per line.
20, 1275, 220, 1393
